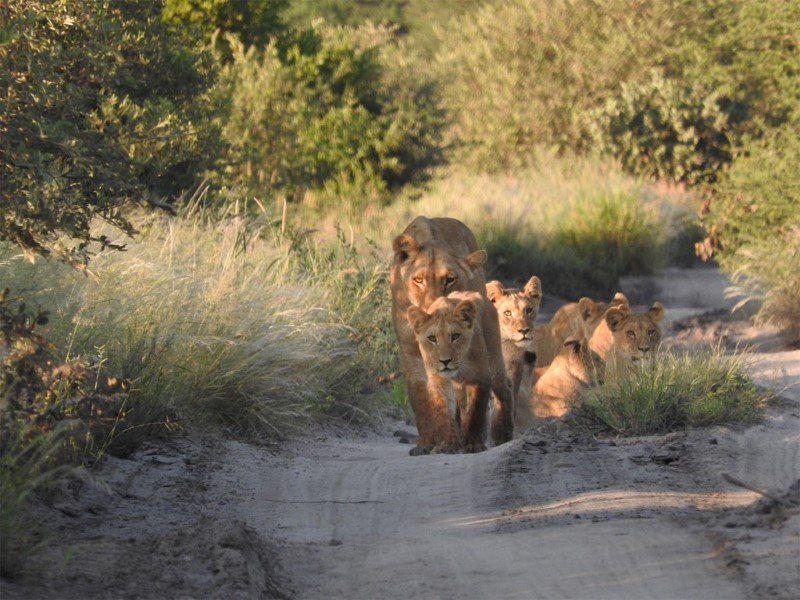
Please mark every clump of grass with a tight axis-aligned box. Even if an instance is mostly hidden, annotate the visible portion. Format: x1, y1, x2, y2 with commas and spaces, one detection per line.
724, 228, 800, 347
1, 196, 394, 447
574, 348, 763, 436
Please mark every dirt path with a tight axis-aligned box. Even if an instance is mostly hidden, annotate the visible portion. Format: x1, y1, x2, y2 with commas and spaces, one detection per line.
208, 356, 798, 600
3, 268, 799, 600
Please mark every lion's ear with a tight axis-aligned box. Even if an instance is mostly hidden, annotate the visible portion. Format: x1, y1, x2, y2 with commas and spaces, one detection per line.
485, 280, 505, 303
578, 297, 597, 321
407, 306, 430, 332
465, 250, 487, 272
647, 302, 665, 322
393, 234, 419, 264
454, 300, 477, 329
611, 292, 630, 308
605, 307, 627, 332
523, 276, 542, 300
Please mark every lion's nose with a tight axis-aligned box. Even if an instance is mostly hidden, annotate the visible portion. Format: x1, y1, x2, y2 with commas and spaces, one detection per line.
439, 358, 452, 369
519, 327, 531, 336
639, 346, 651, 353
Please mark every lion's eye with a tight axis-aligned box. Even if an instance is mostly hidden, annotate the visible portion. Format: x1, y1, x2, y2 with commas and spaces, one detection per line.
444, 275, 456, 288
413, 276, 424, 285
626, 330, 636, 338
427, 335, 437, 344
504, 310, 512, 317
524, 307, 534, 315
647, 329, 657, 337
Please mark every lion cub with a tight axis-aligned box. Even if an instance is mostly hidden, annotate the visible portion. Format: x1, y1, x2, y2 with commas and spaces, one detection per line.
602, 302, 665, 380
407, 292, 511, 453
485, 276, 542, 399
533, 292, 628, 368
517, 338, 604, 430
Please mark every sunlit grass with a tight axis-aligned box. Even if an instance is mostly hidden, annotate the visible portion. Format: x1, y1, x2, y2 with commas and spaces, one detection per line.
1, 200, 394, 446
573, 347, 763, 436
318, 156, 688, 298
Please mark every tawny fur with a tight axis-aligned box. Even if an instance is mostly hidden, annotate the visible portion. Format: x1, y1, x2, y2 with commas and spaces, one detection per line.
533, 292, 629, 368
485, 276, 542, 402
407, 292, 511, 453
391, 216, 514, 455
602, 302, 665, 381
516, 339, 604, 431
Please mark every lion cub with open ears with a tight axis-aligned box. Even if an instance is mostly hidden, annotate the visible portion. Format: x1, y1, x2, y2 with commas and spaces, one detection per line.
407, 291, 513, 454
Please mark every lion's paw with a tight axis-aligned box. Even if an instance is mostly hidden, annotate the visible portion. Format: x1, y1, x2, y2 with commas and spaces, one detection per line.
409, 445, 433, 457
464, 442, 487, 454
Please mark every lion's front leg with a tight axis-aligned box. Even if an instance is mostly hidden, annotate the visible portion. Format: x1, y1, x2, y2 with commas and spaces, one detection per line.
459, 382, 489, 453
427, 377, 464, 453
490, 374, 515, 446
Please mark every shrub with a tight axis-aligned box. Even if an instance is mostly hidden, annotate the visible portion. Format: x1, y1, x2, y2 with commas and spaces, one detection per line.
434, 0, 660, 170
0, 0, 218, 268
213, 23, 444, 204
700, 128, 800, 344
586, 70, 732, 185
574, 348, 762, 436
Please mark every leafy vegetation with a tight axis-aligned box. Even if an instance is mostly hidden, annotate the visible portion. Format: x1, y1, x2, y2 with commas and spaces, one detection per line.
212, 23, 443, 203
0, 0, 218, 268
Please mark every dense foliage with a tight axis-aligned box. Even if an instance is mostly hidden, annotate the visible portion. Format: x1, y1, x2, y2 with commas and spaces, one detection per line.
0, 0, 217, 268
213, 23, 443, 204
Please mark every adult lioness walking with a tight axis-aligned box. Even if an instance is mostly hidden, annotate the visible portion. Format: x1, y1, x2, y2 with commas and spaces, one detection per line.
391, 216, 514, 455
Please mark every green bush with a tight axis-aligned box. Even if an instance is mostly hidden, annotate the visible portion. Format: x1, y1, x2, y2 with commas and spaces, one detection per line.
213, 23, 443, 204
434, 0, 659, 170
705, 129, 800, 343
587, 70, 732, 185
0, 0, 218, 267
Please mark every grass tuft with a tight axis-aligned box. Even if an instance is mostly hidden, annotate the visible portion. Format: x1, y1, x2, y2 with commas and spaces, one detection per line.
573, 348, 763, 436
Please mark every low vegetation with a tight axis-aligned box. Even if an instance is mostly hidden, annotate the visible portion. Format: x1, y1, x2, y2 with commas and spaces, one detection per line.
573, 349, 763, 436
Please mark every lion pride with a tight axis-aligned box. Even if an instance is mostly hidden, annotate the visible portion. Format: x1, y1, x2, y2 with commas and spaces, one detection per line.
391, 216, 514, 455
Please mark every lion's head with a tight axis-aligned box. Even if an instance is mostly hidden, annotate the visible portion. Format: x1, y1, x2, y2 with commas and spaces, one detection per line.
486, 276, 542, 347
605, 302, 665, 363
393, 234, 487, 311
407, 296, 478, 378
576, 292, 629, 337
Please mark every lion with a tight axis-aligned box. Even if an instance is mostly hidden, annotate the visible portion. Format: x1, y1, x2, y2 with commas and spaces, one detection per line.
391, 216, 514, 455
533, 292, 629, 368
485, 276, 542, 400
516, 338, 604, 431
602, 302, 665, 380
587, 292, 635, 360
407, 292, 511, 453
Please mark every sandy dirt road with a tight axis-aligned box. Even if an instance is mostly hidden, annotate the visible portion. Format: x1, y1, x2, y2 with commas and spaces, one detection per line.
210, 350, 798, 600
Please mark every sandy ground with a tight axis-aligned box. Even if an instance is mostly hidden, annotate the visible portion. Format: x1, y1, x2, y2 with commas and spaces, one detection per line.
3, 267, 799, 600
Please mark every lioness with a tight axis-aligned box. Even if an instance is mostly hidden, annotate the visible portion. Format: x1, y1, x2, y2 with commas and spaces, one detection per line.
533, 292, 628, 368
485, 276, 542, 400
516, 338, 604, 430
391, 216, 514, 455
407, 292, 510, 453
603, 302, 665, 380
